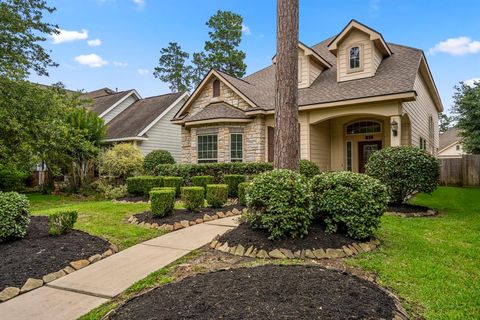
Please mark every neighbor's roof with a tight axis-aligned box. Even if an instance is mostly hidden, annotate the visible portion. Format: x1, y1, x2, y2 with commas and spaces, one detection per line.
106, 92, 185, 140
82, 88, 134, 115
183, 102, 250, 124
439, 128, 461, 150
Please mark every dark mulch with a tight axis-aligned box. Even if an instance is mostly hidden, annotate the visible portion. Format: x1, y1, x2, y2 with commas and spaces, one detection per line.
109, 264, 396, 320
0, 216, 111, 292
115, 196, 148, 203
218, 220, 359, 252
134, 204, 245, 225
387, 203, 436, 217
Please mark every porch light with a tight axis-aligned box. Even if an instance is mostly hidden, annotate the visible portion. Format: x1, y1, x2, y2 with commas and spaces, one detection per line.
391, 120, 398, 137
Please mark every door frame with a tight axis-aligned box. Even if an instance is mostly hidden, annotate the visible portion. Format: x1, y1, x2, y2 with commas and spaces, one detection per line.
358, 140, 382, 173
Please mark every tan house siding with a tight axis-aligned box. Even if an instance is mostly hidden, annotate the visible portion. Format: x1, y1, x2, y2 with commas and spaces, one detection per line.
309, 61, 322, 85
337, 29, 375, 82
372, 44, 383, 73
310, 120, 331, 171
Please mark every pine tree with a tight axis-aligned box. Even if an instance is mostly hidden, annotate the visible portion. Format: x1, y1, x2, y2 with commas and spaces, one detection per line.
153, 42, 192, 92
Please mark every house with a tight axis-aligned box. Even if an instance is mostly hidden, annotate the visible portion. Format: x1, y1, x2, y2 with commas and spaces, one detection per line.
438, 128, 465, 159
85, 88, 188, 161
172, 20, 443, 172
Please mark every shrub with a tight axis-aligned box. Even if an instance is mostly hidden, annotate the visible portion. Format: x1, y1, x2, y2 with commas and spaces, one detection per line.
91, 179, 128, 199
0, 164, 29, 192
99, 143, 144, 182
163, 177, 183, 196
245, 170, 312, 239
181, 187, 205, 211
223, 174, 246, 197
238, 182, 251, 206
126, 176, 164, 196
0, 191, 30, 240
150, 189, 175, 217
48, 211, 78, 236
365, 146, 440, 205
299, 159, 321, 178
191, 175, 214, 190
143, 150, 175, 173
150, 187, 176, 193
206, 184, 228, 208
311, 172, 388, 240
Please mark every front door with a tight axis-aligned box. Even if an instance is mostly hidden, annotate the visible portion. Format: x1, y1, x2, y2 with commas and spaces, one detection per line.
358, 141, 382, 173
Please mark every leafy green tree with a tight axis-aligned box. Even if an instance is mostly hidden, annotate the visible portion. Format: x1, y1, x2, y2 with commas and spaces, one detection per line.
153, 42, 192, 92
452, 81, 480, 154
439, 112, 453, 133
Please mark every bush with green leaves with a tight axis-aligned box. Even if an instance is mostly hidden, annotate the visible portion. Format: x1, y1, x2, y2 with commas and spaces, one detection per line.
99, 143, 144, 182
181, 187, 205, 211
191, 175, 214, 190
223, 174, 246, 197
0, 192, 30, 240
163, 176, 183, 196
48, 211, 78, 236
92, 179, 128, 199
365, 146, 440, 204
143, 149, 175, 173
311, 171, 387, 240
0, 164, 29, 192
238, 182, 251, 206
206, 184, 228, 208
299, 159, 321, 178
245, 169, 312, 240
126, 176, 164, 196
150, 189, 175, 217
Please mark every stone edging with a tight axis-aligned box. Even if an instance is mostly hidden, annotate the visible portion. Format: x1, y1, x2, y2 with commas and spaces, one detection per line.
209, 237, 381, 260
128, 207, 245, 231
386, 209, 437, 218
0, 244, 119, 303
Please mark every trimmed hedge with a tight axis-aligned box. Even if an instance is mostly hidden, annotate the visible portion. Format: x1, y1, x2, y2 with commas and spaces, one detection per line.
223, 174, 246, 197
311, 172, 388, 240
206, 184, 228, 208
0, 191, 30, 240
149, 162, 273, 184
299, 159, 321, 178
191, 175, 214, 191
245, 169, 312, 240
143, 150, 175, 173
163, 176, 183, 196
150, 189, 175, 217
126, 176, 164, 196
365, 146, 440, 204
49, 211, 78, 236
181, 187, 205, 211
238, 182, 251, 206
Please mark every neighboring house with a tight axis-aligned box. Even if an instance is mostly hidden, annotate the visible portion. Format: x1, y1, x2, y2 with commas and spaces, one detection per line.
172, 20, 443, 172
438, 128, 465, 159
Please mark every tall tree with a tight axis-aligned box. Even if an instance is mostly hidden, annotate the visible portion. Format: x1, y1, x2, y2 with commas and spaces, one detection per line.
274, 0, 299, 170
153, 42, 192, 92
190, 52, 210, 87
452, 81, 480, 154
438, 112, 453, 133
0, 0, 58, 79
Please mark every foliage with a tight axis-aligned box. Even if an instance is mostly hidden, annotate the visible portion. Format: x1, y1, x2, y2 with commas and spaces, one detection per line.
0, 164, 29, 191
311, 172, 387, 240
150, 189, 175, 217
244, 169, 312, 239
299, 159, 320, 178
206, 184, 228, 208
191, 175, 214, 190
153, 42, 192, 92
0, 191, 30, 240
126, 176, 164, 196
237, 182, 251, 206
92, 179, 128, 199
143, 150, 175, 173
163, 177, 183, 196
48, 210, 78, 235
438, 112, 453, 134
223, 174, 246, 197
181, 187, 205, 211
452, 81, 480, 153
99, 144, 144, 183
365, 146, 439, 205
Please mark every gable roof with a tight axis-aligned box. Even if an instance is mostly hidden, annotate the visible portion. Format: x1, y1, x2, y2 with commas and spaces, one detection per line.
83, 89, 138, 116
183, 102, 251, 126
439, 128, 461, 151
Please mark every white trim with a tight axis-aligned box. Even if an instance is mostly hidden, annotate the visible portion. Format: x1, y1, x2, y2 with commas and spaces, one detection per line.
184, 118, 253, 127
102, 136, 148, 143
137, 92, 189, 136
438, 141, 460, 154
99, 89, 142, 121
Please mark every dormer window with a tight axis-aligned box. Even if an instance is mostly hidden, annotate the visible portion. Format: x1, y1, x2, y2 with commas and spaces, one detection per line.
212, 79, 220, 97
348, 45, 362, 71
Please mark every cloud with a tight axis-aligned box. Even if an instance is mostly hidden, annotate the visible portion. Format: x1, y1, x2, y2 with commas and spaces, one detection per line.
137, 68, 149, 75
429, 37, 480, 56
465, 78, 480, 86
74, 54, 108, 67
113, 61, 128, 67
242, 24, 251, 35
52, 29, 88, 44
87, 39, 102, 47
131, 0, 145, 7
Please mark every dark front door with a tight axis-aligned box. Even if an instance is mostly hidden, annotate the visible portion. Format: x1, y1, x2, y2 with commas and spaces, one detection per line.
358, 141, 382, 173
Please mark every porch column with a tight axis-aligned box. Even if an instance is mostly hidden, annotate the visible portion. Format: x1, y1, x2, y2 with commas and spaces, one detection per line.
390, 115, 401, 147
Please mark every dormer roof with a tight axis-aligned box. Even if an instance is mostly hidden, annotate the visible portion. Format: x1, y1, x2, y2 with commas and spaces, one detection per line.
272, 42, 332, 69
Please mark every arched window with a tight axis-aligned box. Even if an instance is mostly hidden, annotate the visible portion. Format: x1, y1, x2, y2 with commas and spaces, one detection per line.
346, 121, 381, 135
349, 46, 361, 70
212, 79, 220, 97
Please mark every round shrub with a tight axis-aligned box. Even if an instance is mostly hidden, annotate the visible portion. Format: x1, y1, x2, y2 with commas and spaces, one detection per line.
0, 191, 30, 240
223, 174, 246, 197
99, 143, 144, 182
191, 176, 214, 191
245, 169, 312, 240
299, 159, 321, 178
206, 184, 228, 208
163, 176, 183, 197
365, 146, 440, 205
238, 182, 251, 206
150, 189, 176, 217
143, 150, 175, 174
181, 187, 205, 211
311, 172, 388, 240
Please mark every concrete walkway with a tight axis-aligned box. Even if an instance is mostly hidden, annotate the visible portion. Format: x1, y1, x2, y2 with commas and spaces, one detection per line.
0, 217, 239, 320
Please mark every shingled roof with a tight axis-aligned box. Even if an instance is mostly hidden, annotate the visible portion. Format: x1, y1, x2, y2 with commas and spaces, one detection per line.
183, 102, 251, 125
83, 89, 134, 115
439, 128, 461, 150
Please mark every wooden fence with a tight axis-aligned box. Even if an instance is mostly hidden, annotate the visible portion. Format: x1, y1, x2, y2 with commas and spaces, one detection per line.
439, 155, 480, 187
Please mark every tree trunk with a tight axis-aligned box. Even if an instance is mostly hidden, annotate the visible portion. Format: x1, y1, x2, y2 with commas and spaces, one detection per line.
274, 0, 299, 170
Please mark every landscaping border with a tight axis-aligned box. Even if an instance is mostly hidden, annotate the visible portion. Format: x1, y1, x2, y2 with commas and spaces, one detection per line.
386, 209, 438, 218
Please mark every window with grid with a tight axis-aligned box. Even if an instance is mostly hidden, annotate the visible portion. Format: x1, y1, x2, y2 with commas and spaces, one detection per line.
230, 133, 243, 162
346, 121, 381, 135
346, 141, 353, 171
349, 46, 361, 70
197, 134, 218, 163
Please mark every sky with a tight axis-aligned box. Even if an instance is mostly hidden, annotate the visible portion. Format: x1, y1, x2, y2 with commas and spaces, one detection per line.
29, 0, 480, 115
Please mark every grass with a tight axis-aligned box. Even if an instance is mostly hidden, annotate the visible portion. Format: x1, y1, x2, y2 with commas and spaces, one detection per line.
349, 187, 480, 319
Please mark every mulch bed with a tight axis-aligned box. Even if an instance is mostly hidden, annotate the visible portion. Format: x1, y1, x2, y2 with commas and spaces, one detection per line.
0, 216, 111, 292
387, 203, 438, 217
108, 264, 399, 320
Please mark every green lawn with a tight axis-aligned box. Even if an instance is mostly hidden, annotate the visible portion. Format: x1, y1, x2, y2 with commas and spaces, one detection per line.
349, 187, 480, 319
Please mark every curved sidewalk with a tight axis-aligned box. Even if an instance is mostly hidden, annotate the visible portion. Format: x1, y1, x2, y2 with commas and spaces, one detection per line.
0, 216, 239, 320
